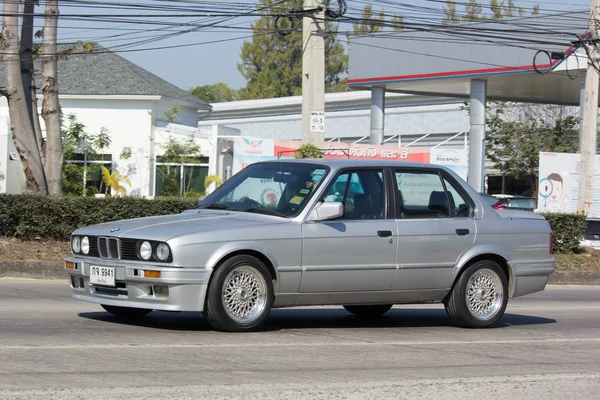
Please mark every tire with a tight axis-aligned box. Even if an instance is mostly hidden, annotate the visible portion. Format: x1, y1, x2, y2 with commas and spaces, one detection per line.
343, 304, 393, 318
101, 304, 152, 318
444, 260, 508, 328
203, 255, 273, 332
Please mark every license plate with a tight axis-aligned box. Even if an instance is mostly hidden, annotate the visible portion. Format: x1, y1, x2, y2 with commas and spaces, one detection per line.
90, 266, 116, 287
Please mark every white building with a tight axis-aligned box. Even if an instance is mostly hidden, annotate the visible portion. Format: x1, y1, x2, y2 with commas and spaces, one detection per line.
0, 44, 213, 196
198, 91, 468, 148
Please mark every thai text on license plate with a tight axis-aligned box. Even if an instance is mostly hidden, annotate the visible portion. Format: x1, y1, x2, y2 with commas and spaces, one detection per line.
90, 266, 115, 287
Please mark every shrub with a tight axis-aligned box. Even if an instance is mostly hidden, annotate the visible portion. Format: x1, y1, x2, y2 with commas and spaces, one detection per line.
539, 212, 588, 253
0, 194, 197, 240
294, 143, 324, 159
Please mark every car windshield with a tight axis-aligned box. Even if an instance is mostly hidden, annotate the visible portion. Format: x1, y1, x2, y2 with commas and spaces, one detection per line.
198, 162, 329, 218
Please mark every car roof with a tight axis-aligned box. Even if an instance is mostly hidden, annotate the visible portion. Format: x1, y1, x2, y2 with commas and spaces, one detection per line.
261, 158, 451, 171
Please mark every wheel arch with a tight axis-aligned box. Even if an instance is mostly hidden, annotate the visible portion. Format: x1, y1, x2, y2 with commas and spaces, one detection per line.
206, 244, 279, 291
453, 247, 515, 298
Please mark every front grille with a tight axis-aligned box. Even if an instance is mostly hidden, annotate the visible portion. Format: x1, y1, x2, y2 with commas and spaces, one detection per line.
88, 236, 99, 257
120, 238, 139, 261
78, 237, 172, 263
98, 237, 120, 260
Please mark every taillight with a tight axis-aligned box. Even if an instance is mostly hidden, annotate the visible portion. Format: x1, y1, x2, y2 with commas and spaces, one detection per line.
493, 203, 505, 210
549, 233, 553, 254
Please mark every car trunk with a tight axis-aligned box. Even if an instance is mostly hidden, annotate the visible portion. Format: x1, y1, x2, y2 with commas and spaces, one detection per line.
496, 210, 546, 220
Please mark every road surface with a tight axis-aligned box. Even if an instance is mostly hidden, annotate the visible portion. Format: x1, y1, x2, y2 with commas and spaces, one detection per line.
0, 279, 598, 399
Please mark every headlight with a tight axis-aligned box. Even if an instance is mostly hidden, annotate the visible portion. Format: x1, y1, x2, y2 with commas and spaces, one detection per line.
156, 243, 170, 261
139, 241, 152, 260
72, 236, 81, 253
81, 236, 90, 254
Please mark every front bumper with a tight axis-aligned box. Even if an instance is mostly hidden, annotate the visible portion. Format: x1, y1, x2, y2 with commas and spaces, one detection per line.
64, 257, 211, 312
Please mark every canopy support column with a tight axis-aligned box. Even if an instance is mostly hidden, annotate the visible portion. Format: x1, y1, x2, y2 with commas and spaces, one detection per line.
370, 87, 385, 145
467, 79, 487, 192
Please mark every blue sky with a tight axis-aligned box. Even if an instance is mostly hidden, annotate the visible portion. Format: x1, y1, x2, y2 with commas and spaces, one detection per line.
3, 0, 589, 91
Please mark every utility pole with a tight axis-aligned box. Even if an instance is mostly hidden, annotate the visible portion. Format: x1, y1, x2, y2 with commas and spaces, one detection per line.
578, 0, 600, 215
301, 0, 325, 147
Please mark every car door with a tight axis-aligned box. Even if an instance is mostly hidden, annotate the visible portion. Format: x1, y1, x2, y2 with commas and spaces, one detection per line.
392, 169, 476, 290
301, 168, 397, 293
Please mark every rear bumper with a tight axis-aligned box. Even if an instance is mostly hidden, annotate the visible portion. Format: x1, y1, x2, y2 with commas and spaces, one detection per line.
511, 258, 555, 298
64, 257, 211, 312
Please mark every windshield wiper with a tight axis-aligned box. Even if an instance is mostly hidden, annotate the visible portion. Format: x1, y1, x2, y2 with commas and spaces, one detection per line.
243, 208, 287, 218
201, 204, 230, 210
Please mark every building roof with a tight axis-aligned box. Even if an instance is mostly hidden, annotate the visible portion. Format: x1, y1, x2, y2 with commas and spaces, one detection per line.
0, 43, 209, 108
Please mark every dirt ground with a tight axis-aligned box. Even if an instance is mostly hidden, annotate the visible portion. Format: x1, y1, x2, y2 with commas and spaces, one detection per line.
1, 237, 599, 271
0, 237, 71, 262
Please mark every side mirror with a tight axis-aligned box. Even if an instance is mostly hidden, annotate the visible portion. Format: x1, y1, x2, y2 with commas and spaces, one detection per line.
307, 202, 344, 222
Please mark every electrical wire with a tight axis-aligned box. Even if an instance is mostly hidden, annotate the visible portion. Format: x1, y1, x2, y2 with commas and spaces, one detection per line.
0, 0, 591, 78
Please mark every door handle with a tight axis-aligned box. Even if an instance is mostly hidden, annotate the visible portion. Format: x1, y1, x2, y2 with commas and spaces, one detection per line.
377, 230, 393, 238
456, 229, 470, 236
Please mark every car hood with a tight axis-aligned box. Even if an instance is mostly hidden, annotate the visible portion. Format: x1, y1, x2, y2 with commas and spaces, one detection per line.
73, 209, 290, 241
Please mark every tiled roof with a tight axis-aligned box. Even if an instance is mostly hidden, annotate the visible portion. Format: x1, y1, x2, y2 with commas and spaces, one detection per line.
0, 43, 209, 108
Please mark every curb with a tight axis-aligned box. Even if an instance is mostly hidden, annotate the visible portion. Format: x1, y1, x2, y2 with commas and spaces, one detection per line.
1, 260, 600, 285
0, 261, 66, 280
548, 270, 600, 285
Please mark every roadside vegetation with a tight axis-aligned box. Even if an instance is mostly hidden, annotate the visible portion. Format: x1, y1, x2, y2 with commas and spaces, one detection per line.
0, 237, 598, 271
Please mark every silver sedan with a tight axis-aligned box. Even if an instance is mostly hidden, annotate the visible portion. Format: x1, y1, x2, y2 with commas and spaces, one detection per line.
65, 159, 555, 331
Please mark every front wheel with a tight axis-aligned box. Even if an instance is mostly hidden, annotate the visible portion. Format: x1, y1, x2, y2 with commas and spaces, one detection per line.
444, 260, 508, 328
343, 304, 393, 318
101, 304, 152, 319
203, 255, 273, 332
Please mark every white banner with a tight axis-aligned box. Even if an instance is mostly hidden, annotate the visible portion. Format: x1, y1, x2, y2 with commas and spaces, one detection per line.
430, 148, 469, 181
537, 152, 600, 218
232, 138, 277, 174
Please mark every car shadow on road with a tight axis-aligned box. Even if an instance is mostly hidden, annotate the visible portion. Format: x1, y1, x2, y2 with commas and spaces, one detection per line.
78, 307, 556, 332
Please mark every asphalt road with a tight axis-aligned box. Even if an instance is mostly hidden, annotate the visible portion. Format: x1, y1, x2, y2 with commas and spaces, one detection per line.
0, 279, 599, 399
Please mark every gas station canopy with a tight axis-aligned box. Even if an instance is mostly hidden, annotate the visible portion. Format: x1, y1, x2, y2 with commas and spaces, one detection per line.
348, 10, 589, 105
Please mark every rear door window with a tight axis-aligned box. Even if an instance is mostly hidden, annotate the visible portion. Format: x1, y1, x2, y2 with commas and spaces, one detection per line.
394, 171, 449, 218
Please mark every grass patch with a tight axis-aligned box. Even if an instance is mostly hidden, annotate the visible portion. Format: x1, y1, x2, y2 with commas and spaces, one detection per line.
553, 248, 600, 271
1, 237, 600, 271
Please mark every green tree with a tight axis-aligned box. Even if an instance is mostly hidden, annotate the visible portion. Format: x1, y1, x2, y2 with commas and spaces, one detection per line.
442, 1, 461, 25
391, 15, 405, 31
349, 5, 404, 36
294, 143, 323, 158
157, 136, 204, 196
189, 82, 239, 103
463, 0, 484, 22
100, 166, 131, 196
485, 104, 584, 196
237, 0, 348, 99
351, 4, 385, 35
444, 0, 539, 23
61, 114, 112, 196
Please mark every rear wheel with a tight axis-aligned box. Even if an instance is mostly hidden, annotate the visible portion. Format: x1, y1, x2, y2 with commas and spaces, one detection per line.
444, 260, 508, 328
203, 255, 273, 332
343, 304, 393, 318
101, 304, 152, 318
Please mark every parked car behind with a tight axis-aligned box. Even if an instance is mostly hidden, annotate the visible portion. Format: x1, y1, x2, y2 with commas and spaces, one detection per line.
491, 195, 537, 212
479, 193, 504, 210
65, 160, 555, 332
583, 220, 600, 249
